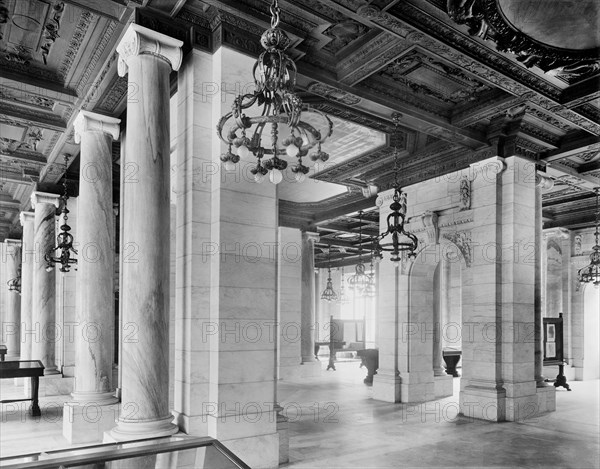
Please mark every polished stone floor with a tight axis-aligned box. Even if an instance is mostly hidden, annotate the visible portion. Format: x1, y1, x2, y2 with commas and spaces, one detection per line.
1, 362, 598, 468
278, 361, 599, 469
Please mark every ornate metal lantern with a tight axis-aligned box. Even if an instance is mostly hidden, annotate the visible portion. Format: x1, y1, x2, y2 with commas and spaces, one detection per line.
216, 0, 333, 184
348, 211, 370, 294
578, 187, 600, 287
376, 114, 418, 262
320, 249, 338, 302
45, 154, 77, 273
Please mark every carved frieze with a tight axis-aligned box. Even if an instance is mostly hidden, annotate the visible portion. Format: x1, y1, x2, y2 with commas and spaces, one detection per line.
41, 2, 65, 65
307, 82, 361, 105
459, 176, 471, 210
446, 0, 600, 82
442, 230, 472, 267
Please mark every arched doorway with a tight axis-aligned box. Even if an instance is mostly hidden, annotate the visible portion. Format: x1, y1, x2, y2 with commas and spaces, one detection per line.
582, 284, 600, 380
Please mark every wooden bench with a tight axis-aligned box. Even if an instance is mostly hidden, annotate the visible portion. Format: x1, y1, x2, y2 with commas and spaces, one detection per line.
0, 360, 45, 416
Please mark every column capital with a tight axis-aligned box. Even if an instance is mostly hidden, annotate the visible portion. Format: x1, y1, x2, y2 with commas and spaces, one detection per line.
31, 191, 61, 210
376, 188, 395, 207
116, 23, 183, 77
4, 238, 21, 247
543, 227, 570, 240
469, 156, 506, 178
302, 231, 320, 244
19, 211, 35, 226
74, 110, 120, 144
535, 173, 554, 190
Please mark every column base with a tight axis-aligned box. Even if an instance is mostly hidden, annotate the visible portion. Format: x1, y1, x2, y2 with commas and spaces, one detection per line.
71, 391, 119, 405
299, 360, 321, 378
460, 384, 506, 421
372, 371, 401, 403
105, 415, 178, 442
434, 374, 454, 399
63, 401, 120, 444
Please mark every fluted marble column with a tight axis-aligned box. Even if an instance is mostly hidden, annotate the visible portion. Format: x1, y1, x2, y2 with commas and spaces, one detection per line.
110, 24, 182, 440
4, 239, 21, 359
19, 212, 35, 363
31, 191, 60, 374
71, 111, 120, 403
300, 231, 319, 364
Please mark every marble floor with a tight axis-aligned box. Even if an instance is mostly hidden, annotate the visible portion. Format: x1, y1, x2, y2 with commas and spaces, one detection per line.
0, 362, 598, 468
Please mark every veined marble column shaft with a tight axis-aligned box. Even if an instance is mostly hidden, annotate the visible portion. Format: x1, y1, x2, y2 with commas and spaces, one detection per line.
111, 24, 182, 439
4, 239, 22, 359
71, 111, 120, 404
19, 212, 35, 362
31, 192, 60, 374
300, 231, 319, 363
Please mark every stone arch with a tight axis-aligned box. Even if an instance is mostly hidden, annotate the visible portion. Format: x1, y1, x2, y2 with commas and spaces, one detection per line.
400, 237, 470, 400
572, 279, 600, 380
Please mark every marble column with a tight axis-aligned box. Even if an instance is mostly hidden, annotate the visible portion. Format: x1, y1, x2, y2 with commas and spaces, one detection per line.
300, 231, 319, 365
62, 112, 120, 444
31, 192, 61, 375
109, 24, 182, 440
3, 239, 21, 359
70, 110, 119, 403
19, 212, 35, 364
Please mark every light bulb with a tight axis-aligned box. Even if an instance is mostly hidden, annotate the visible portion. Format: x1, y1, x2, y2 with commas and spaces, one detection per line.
46, 265, 54, 272
237, 145, 250, 159
286, 144, 299, 158
254, 173, 265, 183
295, 172, 305, 183
270, 169, 283, 184
224, 160, 236, 171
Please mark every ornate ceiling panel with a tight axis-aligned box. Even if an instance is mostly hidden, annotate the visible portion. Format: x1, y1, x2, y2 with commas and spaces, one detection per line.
0, 0, 598, 254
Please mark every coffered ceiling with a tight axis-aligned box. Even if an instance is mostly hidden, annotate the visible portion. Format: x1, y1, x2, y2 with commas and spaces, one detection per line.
0, 0, 598, 267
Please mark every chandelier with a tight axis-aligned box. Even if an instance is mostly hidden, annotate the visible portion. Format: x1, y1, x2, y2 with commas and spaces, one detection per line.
364, 251, 377, 298
45, 154, 77, 273
7, 266, 21, 294
376, 113, 418, 262
216, 0, 333, 184
320, 249, 338, 302
337, 267, 350, 304
348, 211, 370, 294
578, 187, 600, 287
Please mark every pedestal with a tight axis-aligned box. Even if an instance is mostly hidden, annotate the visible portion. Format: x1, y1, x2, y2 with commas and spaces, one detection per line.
64, 401, 120, 444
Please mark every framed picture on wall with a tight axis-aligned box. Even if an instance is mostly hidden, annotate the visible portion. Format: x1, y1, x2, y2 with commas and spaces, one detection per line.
543, 315, 564, 364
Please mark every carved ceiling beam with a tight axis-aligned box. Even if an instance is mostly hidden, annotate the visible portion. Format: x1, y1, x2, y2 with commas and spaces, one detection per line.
298, 68, 487, 149
354, 1, 600, 136
60, 0, 133, 22
0, 105, 67, 133
545, 162, 600, 188
579, 160, 600, 175
561, 81, 600, 108
0, 152, 47, 166
310, 198, 379, 226
542, 137, 600, 162
310, 221, 379, 237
